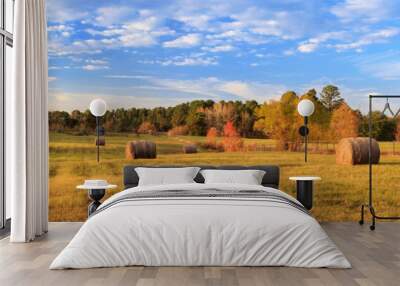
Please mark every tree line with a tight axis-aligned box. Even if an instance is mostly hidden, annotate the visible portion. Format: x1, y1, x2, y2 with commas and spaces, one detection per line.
49, 99, 261, 137
49, 85, 400, 148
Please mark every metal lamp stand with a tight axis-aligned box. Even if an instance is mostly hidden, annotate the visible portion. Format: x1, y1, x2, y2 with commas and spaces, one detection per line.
359, 94, 400, 230
299, 117, 309, 162
96, 116, 100, 163
304, 116, 308, 162
95, 116, 106, 163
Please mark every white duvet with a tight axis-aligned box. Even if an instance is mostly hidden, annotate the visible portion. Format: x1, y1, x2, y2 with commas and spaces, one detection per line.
50, 183, 351, 269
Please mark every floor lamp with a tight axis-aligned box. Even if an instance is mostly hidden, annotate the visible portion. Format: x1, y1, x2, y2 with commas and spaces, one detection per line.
89, 99, 107, 162
297, 99, 315, 162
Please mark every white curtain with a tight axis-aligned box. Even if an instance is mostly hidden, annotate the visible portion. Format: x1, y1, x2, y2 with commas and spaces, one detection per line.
9, 0, 49, 242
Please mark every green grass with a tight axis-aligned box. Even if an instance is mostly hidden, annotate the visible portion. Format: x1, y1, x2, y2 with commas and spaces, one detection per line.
49, 132, 400, 222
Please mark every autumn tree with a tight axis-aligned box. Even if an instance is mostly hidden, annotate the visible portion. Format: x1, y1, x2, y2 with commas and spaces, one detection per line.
396, 118, 400, 142
222, 121, 243, 152
208, 101, 236, 132
167, 125, 189, 136
206, 127, 218, 144
187, 112, 207, 136
330, 103, 359, 140
137, 121, 157, 135
300, 89, 330, 141
359, 111, 396, 141
171, 103, 189, 127
204, 127, 219, 149
278, 91, 302, 150
255, 91, 301, 150
236, 100, 259, 137
48, 111, 72, 132
320, 85, 343, 112
254, 100, 280, 138
48, 99, 261, 137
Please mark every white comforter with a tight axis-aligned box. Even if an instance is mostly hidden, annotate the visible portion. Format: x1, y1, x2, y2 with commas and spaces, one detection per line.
50, 183, 351, 269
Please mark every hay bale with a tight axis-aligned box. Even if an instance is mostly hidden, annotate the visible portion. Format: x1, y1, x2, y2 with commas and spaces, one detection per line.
183, 144, 197, 154
125, 141, 157, 159
336, 137, 380, 165
95, 138, 105, 146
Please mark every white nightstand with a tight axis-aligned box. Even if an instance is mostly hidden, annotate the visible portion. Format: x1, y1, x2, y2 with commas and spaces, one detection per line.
77, 180, 117, 216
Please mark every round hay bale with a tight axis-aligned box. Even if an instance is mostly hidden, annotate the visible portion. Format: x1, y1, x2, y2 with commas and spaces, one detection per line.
95, 138, 105, 146
336, 137, 380, 165
125, 141, 157, 159
183, 144, 197, 154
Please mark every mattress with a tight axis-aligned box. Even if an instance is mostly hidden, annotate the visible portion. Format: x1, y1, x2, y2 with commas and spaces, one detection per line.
50, 183, 351, 269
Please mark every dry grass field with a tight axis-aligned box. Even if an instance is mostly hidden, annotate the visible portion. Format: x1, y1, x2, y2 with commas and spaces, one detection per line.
49, 132, 400, 222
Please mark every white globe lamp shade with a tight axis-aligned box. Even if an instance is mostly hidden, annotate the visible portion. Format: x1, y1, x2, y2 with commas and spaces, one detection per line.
89, 99, 107, 117
297, 99, 315, 117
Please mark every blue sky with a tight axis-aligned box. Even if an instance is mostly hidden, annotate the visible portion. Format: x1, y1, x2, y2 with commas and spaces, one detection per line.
47, 0, 400, 112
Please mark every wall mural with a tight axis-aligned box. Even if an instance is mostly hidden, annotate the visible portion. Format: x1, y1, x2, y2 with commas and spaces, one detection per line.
47, 0, 400, 221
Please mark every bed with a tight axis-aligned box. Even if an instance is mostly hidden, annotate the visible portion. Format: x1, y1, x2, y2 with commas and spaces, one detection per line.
50, 165, 351, 269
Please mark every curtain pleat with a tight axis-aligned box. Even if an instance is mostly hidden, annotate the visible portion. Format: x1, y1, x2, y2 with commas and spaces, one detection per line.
10, 0, 49, 242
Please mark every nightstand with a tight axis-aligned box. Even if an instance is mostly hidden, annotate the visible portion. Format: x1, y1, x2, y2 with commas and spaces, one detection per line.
289, 176, 321, 210
77, 180, 117, 217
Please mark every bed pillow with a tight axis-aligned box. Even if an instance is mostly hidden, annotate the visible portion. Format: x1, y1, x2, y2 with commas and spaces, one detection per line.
200, 169, 266, 185
135, 167, 201, 186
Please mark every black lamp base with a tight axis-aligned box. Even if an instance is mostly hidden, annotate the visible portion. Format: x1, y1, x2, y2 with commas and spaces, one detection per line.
88, 189, 105, 216
296, 181, 313, 210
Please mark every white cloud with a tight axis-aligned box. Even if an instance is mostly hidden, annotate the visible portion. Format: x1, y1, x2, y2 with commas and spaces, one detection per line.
228, 8, 305, 41
48, 24, 73, 37
297, 31, 348, 53
48, 66, 60, 70
283, 49, 295, 56
331, 0, 395, 23
119, 34, 156, 47
99, 16, 171, 48
106, 75, 286, 102
46, 0, 88, 23
334, 28, 400, 51
104, 75, 153, 79
82, 64, 109, 71
249, 20, 282, 37
85, 28, 125, 37
86, 59, 108, 65
94, 6, 134, 26
362, 61, 400, 80
49, 75, 375, 112
176, 14, 212, 31
216, 80, 286, 102
202, 45, 234, 52
254, 53, 270, 58
144, 54, 218, 66
144, 77, 222, 98
356, 51, 400, 80
80, 58, 109, 71
163, 34, 202, 48
298, 42, 318, 53
48, 37, 102, 56
48, 91, 180, 111
51, 70, 377, 111
206, 30, 267, 46
297, 27, 399, 54
163, 57, 217, 66
171, 1, 232, 32
49, 11, 175, 56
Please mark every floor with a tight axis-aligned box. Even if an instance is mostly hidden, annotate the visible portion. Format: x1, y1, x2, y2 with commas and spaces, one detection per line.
0, 219, 11, 239
0, 222, 399, 286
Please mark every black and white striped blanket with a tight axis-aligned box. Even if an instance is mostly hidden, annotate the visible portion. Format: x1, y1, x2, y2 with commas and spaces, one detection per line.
92, 189, 309, 217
